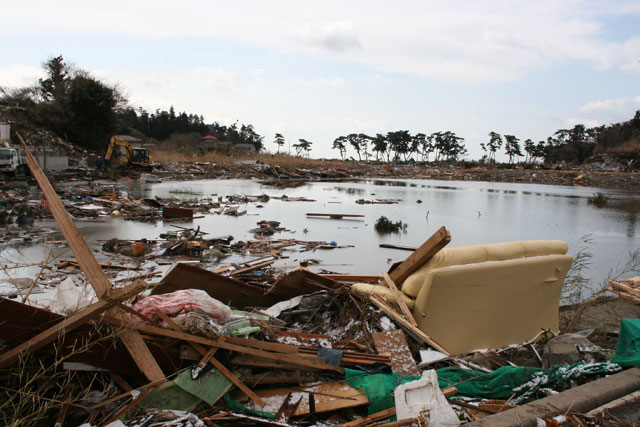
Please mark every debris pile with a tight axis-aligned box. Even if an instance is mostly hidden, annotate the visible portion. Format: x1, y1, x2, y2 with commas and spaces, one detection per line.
2, 135, 640, 426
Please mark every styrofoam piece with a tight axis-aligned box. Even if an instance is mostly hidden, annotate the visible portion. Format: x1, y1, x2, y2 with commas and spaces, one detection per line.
394, 370, 460, 425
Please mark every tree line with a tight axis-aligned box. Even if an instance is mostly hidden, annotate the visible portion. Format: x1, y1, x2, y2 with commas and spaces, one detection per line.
272, 117, 636, 165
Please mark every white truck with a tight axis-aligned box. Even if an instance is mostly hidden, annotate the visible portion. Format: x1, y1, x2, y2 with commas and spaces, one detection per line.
0, 123, 28, 177
0, 145, 28, 176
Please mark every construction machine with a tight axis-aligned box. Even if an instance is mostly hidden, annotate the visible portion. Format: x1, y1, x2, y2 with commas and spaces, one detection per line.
105, 136, 152, 170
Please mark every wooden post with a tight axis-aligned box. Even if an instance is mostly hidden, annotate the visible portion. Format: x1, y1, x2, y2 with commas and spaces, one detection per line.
389, 226, 450, 286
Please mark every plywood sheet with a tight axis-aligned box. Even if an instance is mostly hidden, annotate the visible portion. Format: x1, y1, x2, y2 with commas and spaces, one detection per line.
372, 330, 420, 376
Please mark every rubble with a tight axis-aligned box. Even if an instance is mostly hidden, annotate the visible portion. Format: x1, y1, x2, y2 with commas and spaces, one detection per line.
1, 135, 640, 426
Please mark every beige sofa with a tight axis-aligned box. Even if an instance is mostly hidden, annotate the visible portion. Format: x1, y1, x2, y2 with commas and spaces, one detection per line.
353, 240, 573, 354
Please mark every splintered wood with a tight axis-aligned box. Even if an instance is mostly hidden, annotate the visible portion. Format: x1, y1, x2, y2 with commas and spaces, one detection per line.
608, 277, 640, 303
372, 330, 421, 376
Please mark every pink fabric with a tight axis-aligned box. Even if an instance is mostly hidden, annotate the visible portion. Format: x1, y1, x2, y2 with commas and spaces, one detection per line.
132, 289, 231, 324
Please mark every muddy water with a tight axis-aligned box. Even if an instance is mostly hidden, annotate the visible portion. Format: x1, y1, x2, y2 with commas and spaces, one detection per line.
3, 178, 639, 297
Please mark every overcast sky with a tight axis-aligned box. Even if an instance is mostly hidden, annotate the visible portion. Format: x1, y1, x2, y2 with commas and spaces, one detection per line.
2, 0, 639, 159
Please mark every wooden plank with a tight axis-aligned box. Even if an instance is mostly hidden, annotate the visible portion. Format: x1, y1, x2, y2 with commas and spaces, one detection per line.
104, 316, 343, 372
155, 262, 280, 308
369, 295, 450, 355
246, 382, 368, 415
116, 329, 166, 382
17, 132, 109, 297
272, 330, 332, 348
226, 336, 300, 354
389, 226, 451, 286
0, 300, 111, 368
372, 330, 420, 376
153, 309, 266, 407
17, 133, 165, 383
0, 281, 146, 366
0, 297, 178, 377
306, 213, 364, 218
382, 272, 418, 327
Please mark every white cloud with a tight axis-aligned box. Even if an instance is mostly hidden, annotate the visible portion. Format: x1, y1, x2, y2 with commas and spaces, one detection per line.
567, 95, 640, 127
292, 76, 345, 87
123, 67, 240, 113
291, 20, 361, 53
2, 1, 639, 83
0, 64, 43, 88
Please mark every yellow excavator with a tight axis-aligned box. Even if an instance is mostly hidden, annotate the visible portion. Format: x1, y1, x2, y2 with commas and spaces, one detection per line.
105, 136, 152, 170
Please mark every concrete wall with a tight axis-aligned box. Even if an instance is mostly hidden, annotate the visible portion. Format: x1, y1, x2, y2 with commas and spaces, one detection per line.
34, 151, 69, 172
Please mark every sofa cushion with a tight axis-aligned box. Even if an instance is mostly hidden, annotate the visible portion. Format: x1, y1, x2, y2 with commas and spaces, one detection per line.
401, 240, 568, 298
351, 283, 415, 309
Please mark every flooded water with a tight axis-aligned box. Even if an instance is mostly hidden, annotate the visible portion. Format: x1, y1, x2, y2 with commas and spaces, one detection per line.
2, 178, 639, 297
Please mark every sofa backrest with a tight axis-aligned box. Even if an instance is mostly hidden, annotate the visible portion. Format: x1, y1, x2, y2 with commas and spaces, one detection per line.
401, 240, 568, 297
410, 254, 573, 354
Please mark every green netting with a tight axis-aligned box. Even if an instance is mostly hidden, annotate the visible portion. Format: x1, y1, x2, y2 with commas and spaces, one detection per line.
223, 394, 275, 419
613, 318, 640, 367
346, 362, 622, 412
345, 369, 418, 414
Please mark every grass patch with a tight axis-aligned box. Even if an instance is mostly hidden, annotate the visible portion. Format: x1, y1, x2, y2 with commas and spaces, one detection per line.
374, 216, 408, 233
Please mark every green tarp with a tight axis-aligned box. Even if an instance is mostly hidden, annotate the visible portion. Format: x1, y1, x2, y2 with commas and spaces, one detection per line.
612, 318, 640, 367
345, 361, 622, 414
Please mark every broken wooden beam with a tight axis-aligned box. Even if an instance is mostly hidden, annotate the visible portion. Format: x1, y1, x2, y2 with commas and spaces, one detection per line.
16, 132, 166, 383
0, 279, 146, 368
369, 295, 450, 355
0, 300, 111, 368
382, 272, 418, 327
104, 316, 343, 372
389, 226, 450, 286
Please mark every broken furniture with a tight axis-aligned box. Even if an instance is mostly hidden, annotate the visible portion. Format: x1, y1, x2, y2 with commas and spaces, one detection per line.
353, 240, 573, 354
